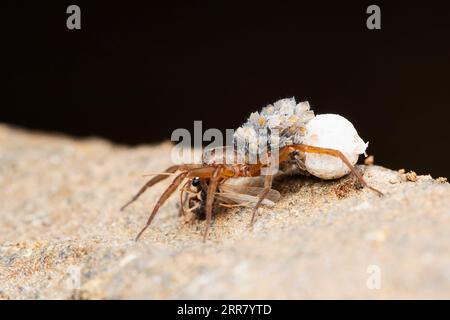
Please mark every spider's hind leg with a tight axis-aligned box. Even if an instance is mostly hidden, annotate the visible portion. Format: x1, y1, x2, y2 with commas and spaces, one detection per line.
290, 144, 383, 196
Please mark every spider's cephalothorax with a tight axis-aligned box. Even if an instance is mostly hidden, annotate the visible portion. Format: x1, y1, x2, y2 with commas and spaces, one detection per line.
121, 97, 383, 242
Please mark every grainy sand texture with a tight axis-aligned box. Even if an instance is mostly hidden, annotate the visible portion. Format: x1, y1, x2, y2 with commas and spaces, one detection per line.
0, 124, 449, 299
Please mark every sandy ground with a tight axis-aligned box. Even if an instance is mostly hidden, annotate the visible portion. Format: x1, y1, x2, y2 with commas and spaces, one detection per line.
0, 123, 449, 299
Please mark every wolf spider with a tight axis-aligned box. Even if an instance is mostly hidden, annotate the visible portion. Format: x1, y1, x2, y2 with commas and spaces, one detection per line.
121, 144, 383, 242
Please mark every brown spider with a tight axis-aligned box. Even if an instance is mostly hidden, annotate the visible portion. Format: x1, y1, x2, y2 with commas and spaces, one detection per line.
120, 98, 383, 241
121, 144, 382, 241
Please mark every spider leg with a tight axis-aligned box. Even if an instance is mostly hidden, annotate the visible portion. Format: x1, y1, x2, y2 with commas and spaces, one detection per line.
290, 144, 383, 196
203, 166, 223, 242
219, 202, 251, 208
185, 201, 201, 213
179, 180, 191, 216
134, 165, 222, 241
135, 171, 188, 241
121, 165, 180, 211
250, 170, 273, 225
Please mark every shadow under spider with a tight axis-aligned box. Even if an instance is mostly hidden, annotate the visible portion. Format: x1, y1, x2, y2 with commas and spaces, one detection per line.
272, 168, 365, 199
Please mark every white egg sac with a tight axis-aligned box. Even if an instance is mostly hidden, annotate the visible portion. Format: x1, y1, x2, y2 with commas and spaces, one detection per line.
302, 114, 368, 179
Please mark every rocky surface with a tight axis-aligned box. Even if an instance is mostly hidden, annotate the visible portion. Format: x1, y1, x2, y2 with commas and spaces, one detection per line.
0, 124, 449, 299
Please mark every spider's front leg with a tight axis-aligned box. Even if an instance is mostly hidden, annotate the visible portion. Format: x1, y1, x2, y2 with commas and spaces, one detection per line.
250, 170, 274, 225
179, 179, 192, 216
132, 164, 230, 241
121, 163, 207, 212
135, 171, 189, 240
121, 164, 180, 211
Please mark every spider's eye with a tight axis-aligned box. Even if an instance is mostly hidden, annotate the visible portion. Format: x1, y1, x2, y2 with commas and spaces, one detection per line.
192, 177, 201, 187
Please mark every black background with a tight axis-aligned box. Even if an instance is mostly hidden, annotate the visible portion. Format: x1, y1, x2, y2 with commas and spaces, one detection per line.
3, 1, 450, 177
